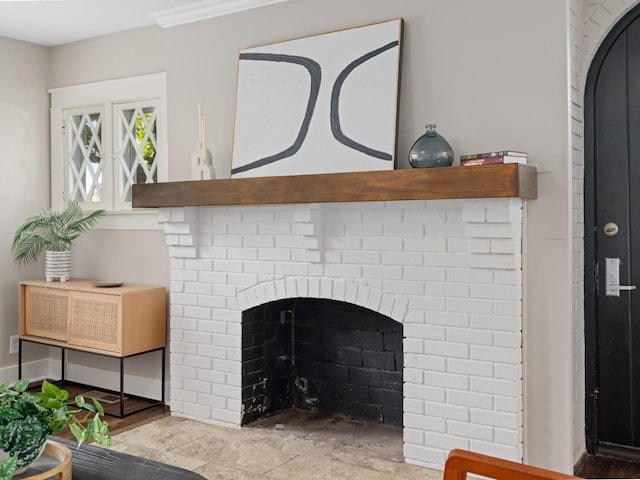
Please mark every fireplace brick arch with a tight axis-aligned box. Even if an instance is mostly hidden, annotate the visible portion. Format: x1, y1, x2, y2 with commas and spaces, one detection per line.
237, 277, 408, 323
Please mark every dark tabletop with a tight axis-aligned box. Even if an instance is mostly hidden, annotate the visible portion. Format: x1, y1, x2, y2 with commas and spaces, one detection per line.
31, 437, 207, 480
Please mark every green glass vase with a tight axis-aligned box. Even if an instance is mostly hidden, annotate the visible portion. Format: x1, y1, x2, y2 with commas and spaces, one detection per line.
409, 124, 454, 168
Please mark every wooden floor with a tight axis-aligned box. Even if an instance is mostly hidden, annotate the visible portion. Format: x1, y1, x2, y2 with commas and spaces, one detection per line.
30, 380, 170, 440
575, 453, 640, 478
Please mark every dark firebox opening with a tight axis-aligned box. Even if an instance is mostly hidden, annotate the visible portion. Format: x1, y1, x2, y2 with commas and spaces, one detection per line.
241, 298, 403, 427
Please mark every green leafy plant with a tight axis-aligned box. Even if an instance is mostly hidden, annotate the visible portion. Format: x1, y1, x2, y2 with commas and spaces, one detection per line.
11, 201, 105, 266
0, 379, 111, 479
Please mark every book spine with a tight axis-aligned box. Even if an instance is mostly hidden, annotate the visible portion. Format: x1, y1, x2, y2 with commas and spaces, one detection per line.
460, 155, 526, 166
460, 151, 527, 160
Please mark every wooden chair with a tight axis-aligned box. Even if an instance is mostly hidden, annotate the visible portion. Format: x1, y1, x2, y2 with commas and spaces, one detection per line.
443, 449, 582, 480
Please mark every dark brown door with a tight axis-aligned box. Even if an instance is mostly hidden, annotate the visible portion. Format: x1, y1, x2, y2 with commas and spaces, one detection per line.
586, 4, 640, 456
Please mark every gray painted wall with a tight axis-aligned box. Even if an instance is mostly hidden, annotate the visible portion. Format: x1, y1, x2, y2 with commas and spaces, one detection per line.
0, 36, 50, 370
2, 0, 574, 473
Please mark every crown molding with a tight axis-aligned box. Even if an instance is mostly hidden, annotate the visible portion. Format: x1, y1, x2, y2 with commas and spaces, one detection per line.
150, 0, 291, 28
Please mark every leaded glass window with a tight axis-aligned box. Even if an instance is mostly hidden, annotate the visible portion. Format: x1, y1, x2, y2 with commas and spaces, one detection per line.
114, 102, 159, 208
66, 110, 104, 205
51, 73, 167, 227
63, 100, 161, 212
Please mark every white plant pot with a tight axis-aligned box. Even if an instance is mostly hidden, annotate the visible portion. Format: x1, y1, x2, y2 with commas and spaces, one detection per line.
45, 250, 71, 282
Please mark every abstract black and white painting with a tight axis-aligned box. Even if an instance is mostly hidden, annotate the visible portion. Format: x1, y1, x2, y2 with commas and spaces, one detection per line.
230, 19, 403, 178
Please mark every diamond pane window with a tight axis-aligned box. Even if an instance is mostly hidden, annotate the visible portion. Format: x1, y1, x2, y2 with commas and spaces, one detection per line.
116, 103, 158, 205
52, 73, 167, 221
67, 112, 103, 204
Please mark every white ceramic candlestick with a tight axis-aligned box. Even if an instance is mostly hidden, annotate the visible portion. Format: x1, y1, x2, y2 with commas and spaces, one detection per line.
191, 102, 216, 180
202, 116, 207, 158
191, 144, 215, 180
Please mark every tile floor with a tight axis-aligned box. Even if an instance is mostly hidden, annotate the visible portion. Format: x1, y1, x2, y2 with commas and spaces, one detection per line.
109, 410, 444, 479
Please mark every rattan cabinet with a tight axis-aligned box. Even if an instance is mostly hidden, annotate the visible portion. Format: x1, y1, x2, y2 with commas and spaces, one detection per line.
19, 279, 166, 355
18, 279, 167, 417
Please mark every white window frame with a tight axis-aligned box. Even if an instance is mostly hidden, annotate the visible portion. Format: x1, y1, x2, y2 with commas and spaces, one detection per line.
49, 73, 168, 230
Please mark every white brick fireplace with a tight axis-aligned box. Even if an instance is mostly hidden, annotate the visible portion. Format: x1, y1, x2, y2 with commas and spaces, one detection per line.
160, 197, 524, 469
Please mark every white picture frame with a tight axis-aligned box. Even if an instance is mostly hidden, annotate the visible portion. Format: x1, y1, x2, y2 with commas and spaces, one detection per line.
231, 19, 404, 178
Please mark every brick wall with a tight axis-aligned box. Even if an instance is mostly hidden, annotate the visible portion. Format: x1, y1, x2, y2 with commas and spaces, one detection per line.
161, 197, 524, 469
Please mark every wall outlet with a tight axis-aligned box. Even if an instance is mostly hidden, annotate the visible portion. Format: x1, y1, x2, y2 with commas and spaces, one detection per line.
9, 335, 19, 355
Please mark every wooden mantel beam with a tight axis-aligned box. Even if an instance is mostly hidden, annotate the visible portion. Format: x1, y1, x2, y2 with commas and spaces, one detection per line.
132, 164, 536, 208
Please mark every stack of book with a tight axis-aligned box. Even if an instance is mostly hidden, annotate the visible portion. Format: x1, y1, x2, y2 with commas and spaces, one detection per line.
459, 150, 527, 166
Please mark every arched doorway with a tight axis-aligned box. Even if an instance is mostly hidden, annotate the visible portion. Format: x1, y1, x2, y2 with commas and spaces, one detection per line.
585, 1, 640, 458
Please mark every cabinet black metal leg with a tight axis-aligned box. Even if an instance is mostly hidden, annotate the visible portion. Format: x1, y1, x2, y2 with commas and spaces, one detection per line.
161, 347, 165, 405
18, 338, 22, 380
120, 357, 125, 418
18, 339, 164, 418
61, 347, 66, 381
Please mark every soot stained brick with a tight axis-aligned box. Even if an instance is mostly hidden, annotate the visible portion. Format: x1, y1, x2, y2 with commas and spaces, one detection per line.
241, 298, 403, 427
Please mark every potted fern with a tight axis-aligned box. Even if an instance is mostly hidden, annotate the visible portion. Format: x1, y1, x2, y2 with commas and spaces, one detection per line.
0, 379, 111, 478
12, 202, 105, 281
